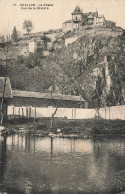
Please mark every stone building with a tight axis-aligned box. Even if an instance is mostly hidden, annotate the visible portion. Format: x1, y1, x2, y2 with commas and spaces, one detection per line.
21, 35, 52, 56
29, 36, 52, 54
62, 5, 106, 33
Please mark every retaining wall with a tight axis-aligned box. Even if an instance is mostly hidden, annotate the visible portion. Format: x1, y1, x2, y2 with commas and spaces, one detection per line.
7, 105, 125, 120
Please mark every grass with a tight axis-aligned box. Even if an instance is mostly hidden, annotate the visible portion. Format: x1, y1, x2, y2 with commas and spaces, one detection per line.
4, 117, 125, 135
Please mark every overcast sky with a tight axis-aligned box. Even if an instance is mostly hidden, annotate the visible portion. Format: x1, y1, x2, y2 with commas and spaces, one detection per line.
0, 0, 125, 35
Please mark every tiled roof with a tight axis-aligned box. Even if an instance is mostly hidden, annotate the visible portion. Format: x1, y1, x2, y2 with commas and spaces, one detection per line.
88, 11, 98, 17
63, 20, 72, 24
83, 13, 89, 16
12, 90, 85, 102
0, 77, 13, 98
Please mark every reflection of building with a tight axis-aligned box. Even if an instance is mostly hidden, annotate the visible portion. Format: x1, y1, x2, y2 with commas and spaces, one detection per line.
63, 5, 106, 33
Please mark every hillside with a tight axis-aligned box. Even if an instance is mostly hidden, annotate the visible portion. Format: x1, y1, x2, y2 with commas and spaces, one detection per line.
41, 31, 125, 106
1, 29, 125, 107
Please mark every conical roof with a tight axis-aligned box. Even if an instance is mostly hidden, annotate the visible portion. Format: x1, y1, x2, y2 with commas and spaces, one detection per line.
71, 5, 83, 15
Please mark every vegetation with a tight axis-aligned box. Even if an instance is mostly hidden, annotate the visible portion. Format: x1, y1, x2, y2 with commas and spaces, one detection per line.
0, 35, 15, 125
24, 51, 43, 68
0, 28, 125, 107
11, 26, 19, 42
23, 20, 33, 34
4, 117, 125, 136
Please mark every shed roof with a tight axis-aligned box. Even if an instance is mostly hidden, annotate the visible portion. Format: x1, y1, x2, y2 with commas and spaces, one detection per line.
0, 77, 13, 98
12, 90, 85, 102
63, 20, 72, 24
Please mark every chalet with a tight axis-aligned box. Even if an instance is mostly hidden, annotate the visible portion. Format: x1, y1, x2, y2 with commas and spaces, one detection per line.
8, 90, 86, 108
62, 5, 107, 33
0, 77, 13, 122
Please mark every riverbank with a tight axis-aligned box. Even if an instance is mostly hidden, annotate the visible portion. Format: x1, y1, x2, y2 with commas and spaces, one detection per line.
3, 117, 125, 138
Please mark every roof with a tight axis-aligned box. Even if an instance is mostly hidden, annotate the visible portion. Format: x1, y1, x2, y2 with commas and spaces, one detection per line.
71, 5, 83, 15
83, 13, 89, 16
88, 11, 98, 18
0, 77, 13, 98
106, 20, 116, 24
40, 36, 51, 42
63, 20, 72, 24
12, 90, 85, 102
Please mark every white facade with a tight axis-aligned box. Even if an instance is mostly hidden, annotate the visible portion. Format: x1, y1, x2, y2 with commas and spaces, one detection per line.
29, 41, 37, 53
62, 22, 72, 33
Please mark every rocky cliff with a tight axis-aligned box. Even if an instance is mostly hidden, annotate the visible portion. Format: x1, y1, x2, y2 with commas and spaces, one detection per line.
1, 30, 125, 107
42, 30, 125, 107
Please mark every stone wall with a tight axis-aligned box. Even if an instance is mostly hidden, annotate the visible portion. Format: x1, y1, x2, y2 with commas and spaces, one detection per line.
8, 105, 125, 120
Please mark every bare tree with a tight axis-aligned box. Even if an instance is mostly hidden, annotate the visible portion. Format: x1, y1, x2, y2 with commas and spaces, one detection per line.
23, 20, 33, 34
0, 34, 14, 125
49, 89, 58, 129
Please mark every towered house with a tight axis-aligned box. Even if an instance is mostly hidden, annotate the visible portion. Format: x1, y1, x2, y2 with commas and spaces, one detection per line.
0, 77, 13, 122
8, 90, 86, 108
62, 5, 107, 33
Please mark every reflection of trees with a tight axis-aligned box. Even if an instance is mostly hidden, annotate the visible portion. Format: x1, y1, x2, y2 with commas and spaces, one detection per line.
50, 137, 53, 160
0, 136, 7, 188
25, 134, 31, 151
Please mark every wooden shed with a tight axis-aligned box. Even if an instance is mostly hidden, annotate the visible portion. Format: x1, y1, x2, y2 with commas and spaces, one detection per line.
8, 90, 86, 108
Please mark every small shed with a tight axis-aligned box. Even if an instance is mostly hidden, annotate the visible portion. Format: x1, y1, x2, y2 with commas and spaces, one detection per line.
9, 90, 86, 108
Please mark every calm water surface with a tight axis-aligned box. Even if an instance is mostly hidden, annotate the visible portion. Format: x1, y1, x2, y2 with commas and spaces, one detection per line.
0, 134, 125, 194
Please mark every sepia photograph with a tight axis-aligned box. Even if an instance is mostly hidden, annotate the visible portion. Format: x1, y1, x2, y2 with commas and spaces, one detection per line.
0, 0, 125, 193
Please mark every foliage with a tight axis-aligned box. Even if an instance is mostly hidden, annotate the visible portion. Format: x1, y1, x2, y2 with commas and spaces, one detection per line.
17, 55, 24, 64
23, 20, 33, 34
24, 51, 42, 68
11, 26, 19, 42
0, 35, 13, 125
1, 31, 125, 107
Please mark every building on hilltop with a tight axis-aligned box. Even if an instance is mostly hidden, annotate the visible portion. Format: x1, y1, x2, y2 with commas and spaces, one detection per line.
62, 5, 107, 33
21, 35, 52, 56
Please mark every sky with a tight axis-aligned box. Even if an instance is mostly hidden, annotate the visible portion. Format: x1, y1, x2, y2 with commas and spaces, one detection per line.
0, 0, 125, 35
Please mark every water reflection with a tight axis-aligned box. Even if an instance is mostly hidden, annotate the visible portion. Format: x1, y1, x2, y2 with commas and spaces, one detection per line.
0, 134, 125, 193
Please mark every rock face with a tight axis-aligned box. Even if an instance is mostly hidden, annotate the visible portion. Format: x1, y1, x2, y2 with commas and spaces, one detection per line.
43, 31, 125, 107
3, 30, 125, 108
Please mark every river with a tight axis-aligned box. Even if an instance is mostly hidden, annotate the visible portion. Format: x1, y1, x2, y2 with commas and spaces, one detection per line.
0, 134, 125, 193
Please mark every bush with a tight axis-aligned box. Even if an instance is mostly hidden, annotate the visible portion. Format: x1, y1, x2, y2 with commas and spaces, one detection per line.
24, 51, 43, 68
17, 55, 24, 64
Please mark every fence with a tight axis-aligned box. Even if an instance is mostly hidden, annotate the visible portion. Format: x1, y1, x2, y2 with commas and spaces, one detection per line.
7, 105, 125, 120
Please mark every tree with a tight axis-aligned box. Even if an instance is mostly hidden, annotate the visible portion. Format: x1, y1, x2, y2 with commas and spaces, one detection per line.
11, 26, 19, 42
24, 51, 42, 68
0, 34, 15, 125
23, 20, 33, 34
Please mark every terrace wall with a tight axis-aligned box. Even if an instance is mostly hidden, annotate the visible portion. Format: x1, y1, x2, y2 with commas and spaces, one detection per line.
7, 105, 125, 120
